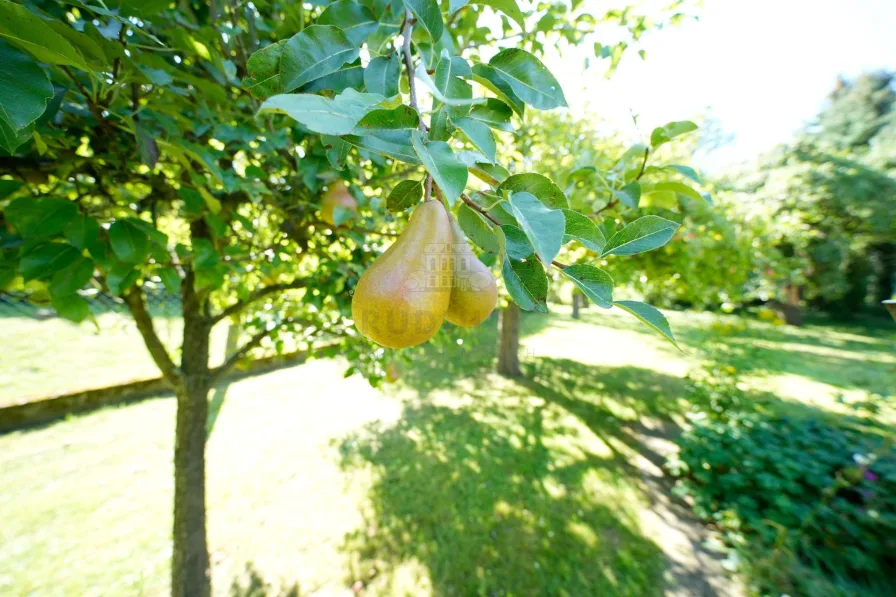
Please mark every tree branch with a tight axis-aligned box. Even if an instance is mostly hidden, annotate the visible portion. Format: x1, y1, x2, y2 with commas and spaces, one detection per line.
210, 278, 310, 325
636, 147, 650, 180
211, 327, 268, 383
402, 11, 421, 122
459, 194, 568, 269
123, 286, 182, 385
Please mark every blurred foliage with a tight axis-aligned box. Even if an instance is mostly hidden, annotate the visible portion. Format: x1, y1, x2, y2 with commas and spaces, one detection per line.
669, 321, 896, 597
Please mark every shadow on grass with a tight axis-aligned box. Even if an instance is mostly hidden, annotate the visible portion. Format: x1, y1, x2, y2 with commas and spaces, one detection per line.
228, 563, 302, 597
567, 308, 896, 396
337, 356, 718, 596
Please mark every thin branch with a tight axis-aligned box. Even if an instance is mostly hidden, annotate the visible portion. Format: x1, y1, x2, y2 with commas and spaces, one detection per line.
460, 194, 569, 269
61, 66, 111, 130
210, 278, 310, 325
309, 219, 401, 238
123, 287, 182, 385
402, 11, 421, 120
211, 327, 269, 383
636, 147, 650, 181
595, 199, 618, 215
461, 193, 501, 226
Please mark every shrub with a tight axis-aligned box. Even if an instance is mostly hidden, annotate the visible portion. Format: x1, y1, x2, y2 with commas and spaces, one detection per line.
669, 413, 896, 596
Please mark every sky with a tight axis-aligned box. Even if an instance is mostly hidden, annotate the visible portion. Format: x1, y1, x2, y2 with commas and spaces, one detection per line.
544, 0, 896, 171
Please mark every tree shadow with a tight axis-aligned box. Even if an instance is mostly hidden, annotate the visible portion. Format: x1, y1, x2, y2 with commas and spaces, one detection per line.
227, 563, 302, 597
337, 356, 739, 596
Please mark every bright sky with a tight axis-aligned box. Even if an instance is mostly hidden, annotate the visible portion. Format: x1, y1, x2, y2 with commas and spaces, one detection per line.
545, 0, 896, 171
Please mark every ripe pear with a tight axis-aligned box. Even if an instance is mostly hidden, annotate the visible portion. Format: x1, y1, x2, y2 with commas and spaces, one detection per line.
352, 200, 453, 348
321, 181, 358, 226
444, 220, 498, 327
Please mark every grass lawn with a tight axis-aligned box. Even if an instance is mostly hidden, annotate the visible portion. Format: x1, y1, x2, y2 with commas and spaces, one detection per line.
1, 307, 894, 596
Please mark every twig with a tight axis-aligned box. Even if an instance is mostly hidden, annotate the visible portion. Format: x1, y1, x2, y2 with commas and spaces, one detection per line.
210, 278, 310, 325
460, 193, 569, 269
309, 219, 401, 238
401, 11, 421, 122
61, 66, 111, 130
636, 146, 650, 180
461, 193, 501, 226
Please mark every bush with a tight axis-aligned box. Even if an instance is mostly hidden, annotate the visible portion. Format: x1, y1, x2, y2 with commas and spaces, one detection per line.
669, 413, 896, 596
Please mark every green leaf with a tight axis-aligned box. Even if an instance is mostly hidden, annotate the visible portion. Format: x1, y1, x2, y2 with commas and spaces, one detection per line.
63, 214, 101, 254
402, 0, 443, 40
0, 178, 22, 199
134, 124, 159, 168
472, 63, 525, 115
650, 120, 698, 148
318, 0, 378, 46
433, 51, 474, 118
355, 105, 420, 132
49, 256, 93, 296
562, 209, 606, 252
508, 191, 565, 265
452, 117, 497, 163
499, 173, 568, 209
0, 1, 91, 71
614, 300, 679, 349
488, 48, 566, 110
468, 98, 514, 132
612, 181, 641, 208
415, 62, 483, 107
105, 263, 139, 297
364, 53, 401, 97
5, 197, 77, 238
158, 266, 181, 294
279, 25, 360, 93
322, 135, 350, 169
501, 225, 534, 259
20, 242, 81, 281
301, 60, 364, 93
457, 203, 499, 254
0, 40, 53, 131
562, 264, 613, 308
343, 130, 420, 164
470, 162, 510, 186
52, 293, 90, 323
109, 219, 150, 264
0, 118, 31, 154
502, 257, 548, 312
602, 215, 680, 257
652, 181, 706, 202
667, 164, 702, 184
411, 131, 468, 205
259, 89, 384, 136
244, 40, 286, 99
450, 0, 525, 28
386, 179, 423, 212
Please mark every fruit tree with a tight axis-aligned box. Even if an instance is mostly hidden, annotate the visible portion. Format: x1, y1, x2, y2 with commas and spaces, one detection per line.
0, 0, 701, 595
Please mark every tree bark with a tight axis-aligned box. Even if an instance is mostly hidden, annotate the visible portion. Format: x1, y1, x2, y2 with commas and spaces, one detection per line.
171, 221, 213, 597
571, 293, 581, 319
497, 303, 521, 377
780, 284, 803, 326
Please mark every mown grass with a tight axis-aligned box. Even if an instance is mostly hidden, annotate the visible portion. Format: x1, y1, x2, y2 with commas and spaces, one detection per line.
1, 306, 893, 596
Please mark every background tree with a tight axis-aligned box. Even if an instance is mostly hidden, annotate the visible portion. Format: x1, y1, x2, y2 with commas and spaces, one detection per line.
0, 0, 702, 595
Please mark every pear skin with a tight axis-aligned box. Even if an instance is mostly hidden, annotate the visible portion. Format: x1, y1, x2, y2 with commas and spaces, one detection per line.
445, 220, 498, 327
352, 201, 453, 348
321, 182, 358, 226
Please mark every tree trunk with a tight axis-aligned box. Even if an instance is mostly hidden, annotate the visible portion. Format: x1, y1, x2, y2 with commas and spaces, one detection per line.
497, 303, 521, 377
780, 284, 803, 326
171, 376, 211, 597
571, 293, 581, 319
171, 229, 213, 597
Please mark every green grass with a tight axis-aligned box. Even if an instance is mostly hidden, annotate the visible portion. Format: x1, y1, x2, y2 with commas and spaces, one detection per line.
1, 307, 894, 596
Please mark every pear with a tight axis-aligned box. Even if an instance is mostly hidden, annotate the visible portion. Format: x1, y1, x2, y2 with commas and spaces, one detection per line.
352, 201, 453, 348
444, 219, 498, 327
321, 181, 358, 226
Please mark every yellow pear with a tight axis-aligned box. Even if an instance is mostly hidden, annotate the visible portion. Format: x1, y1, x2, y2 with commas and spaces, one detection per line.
321, 181, 358, 226
444, 219, 498, 327
352, 201, 452, 348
